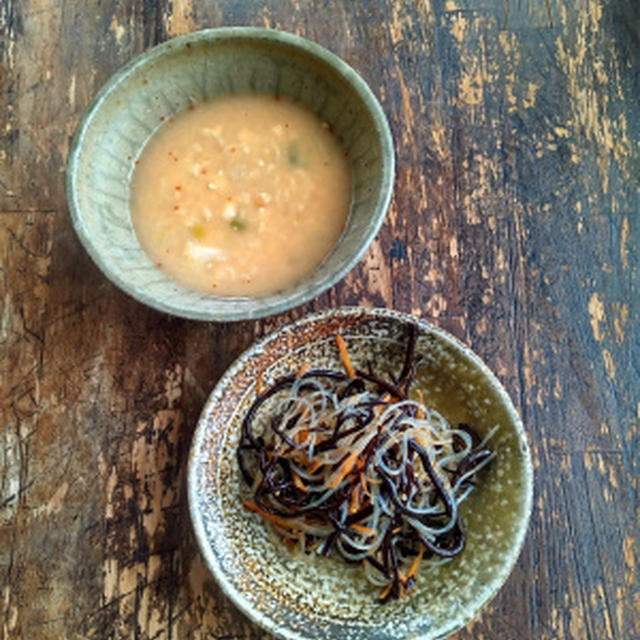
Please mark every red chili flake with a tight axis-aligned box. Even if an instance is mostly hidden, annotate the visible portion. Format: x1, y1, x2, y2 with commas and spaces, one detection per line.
344, 150, 349, 158
274, 94, 281, 101
160, 116, 165, 121
201, 169, 207, 175
188, 104, 195, 111
227, 196, 233, 202
230, 147, 236, 153
212, 283, 217, 288
284, 123, 289, 128
175, 186, 182, 191
156, 262, 163, 267
174, 157, 179, 162
173, 205, 179, 211
134, 160, 140, 165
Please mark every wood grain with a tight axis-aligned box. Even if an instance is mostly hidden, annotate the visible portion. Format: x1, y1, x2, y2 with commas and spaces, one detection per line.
1, 0, 638, 639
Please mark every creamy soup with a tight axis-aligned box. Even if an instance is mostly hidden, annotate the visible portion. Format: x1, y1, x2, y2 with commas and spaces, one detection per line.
130, 94, 352, 297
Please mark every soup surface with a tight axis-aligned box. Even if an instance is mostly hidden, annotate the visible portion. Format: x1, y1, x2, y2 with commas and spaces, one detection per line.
130, 94, 352, 297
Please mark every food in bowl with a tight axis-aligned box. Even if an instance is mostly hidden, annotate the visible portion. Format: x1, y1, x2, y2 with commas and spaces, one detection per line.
131, 93, 352, 296
237, 326, 496, 601
67, 28, 395, 320
188, 308, 533, 640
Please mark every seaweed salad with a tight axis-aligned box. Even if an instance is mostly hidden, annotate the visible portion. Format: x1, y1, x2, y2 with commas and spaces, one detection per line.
238, 325, 496, 601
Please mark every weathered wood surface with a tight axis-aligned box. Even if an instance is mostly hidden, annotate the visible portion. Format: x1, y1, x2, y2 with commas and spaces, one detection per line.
1, 1, 638, 638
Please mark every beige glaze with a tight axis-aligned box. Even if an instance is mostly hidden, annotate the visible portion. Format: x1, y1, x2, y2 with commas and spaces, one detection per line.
130, 94, 352, 297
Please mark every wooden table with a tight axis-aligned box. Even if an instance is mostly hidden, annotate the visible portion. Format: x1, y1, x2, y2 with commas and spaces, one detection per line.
1, 1, 638, 638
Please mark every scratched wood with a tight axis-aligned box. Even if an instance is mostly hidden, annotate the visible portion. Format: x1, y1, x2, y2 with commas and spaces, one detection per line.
1, 0, 638, 639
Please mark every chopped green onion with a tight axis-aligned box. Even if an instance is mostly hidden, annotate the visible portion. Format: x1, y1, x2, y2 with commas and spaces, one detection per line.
288, 142, 300, 166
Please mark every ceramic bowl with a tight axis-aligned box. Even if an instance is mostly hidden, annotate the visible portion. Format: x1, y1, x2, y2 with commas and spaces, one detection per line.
188, 307, 533, 640
66, 28, 394, 321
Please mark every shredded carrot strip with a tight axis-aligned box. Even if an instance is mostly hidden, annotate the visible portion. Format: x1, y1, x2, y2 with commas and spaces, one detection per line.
292, 472, 307, 492
243, 500, 298, 531
406, 545, 424, 579
375, 393, 391, 416
256, 370, 264, 396
349, 487, 360, 514
351, 523, 376, 537
416, 389, 425, 419
379, 583, 393, 601
360, 472, 370, 496
335, 334, 355, 379
308, 459, 324, 474
328, 450, 359, 489
296, 361, 311, 378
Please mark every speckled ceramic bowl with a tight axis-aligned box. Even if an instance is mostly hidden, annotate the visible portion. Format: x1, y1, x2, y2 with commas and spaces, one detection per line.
188, 307, 533, 640
66, 28, 394, 321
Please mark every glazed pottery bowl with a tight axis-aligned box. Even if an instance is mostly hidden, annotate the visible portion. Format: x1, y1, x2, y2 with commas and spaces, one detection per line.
66, 28, 394, 321
188, 307, 533, 640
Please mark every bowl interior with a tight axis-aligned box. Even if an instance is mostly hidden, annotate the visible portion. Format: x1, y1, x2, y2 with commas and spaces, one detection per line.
67, 29, 394, 320
188, 308, 533, 640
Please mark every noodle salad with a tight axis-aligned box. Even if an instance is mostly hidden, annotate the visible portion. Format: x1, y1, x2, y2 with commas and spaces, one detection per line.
237, 326, 496, 601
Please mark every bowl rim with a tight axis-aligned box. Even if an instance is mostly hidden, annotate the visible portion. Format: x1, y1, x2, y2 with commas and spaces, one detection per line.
187, 306, 534, 640
65, 27, 395, 321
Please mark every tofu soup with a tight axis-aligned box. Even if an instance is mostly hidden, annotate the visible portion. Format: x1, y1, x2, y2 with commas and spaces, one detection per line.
130, 94, 352, 297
